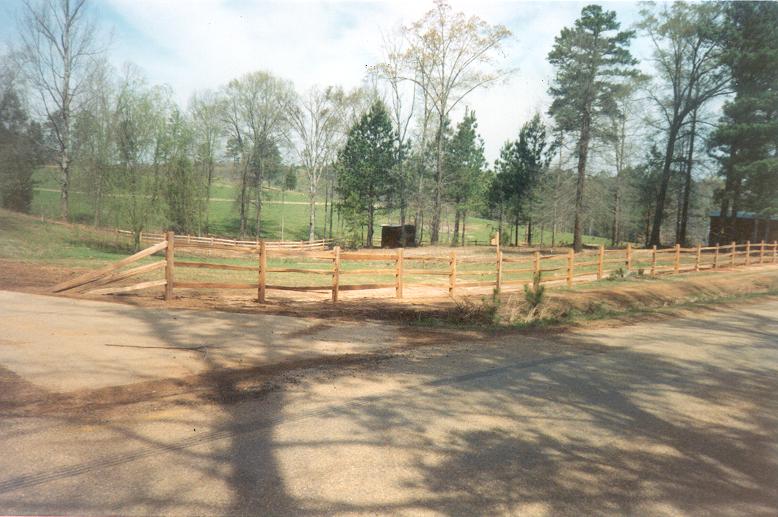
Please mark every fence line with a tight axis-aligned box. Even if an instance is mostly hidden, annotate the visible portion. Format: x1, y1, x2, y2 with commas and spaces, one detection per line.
114, 229, 332, 251
52, 236, 778, 303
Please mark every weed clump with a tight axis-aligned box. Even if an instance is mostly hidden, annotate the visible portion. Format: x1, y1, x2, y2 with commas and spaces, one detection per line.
523, 272, 546, 320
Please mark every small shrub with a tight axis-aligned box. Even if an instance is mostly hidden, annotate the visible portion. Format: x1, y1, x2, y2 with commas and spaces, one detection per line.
608, 267, 627, 280
523, 272, 546, 320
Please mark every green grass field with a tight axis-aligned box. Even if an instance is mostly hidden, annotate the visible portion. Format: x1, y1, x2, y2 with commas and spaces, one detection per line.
29, 166, 608, 247
0, 208, 709, 299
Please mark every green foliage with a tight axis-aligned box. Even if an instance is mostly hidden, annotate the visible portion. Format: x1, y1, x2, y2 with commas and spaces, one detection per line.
523, 272, 546, 318
336, 101, 397, 247
547, 4, 638, 250
162, 108, 203, 234
445, 110, 486, 245
639, 2, 729, 246
0, 80, 43, 212
547, 5, 638, 133
490, 114, 552, 243
711, 1, 778, 228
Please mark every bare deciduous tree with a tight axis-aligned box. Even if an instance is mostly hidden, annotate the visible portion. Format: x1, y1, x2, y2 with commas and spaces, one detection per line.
221, 72, 295, 238
381, 0, 511, 243
16, 0, 103, 220
640, 2, 730, 246
288, 86, 350, 242
189, 89, 223, 234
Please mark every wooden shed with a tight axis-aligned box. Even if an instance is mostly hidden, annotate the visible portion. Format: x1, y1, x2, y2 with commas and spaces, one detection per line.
708, 210, 778, 244
380, 224, 416, 248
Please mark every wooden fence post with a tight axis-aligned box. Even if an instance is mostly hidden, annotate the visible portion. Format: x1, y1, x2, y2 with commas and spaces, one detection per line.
773, 241, 778, 263
694, 244, 701, 272
533, 251, 541, 278
258, 240, 266, 303
625, 243, 632, 272
395, 248, 404, 299
332, 246, 341, 303
495, 248, 503, 292
745, 241, 751, 266
566, 249, 574, 287
713, 243, 719, 269
759, 240, 765, 264
674, 243, 681, 274
731, 241, 737, 267
448, 251, 457, 297
597, 244, 604, 280
651, 245, 657, 276
165, 231, 174, 301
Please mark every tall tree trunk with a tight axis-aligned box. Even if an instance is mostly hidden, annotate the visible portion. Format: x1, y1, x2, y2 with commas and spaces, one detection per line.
430, 116, 444, 244
679, 110, 697, 246
497, 206, 503, 242
461, 210, 466, 246
451, 208, 461, 246
675, 184, 683, 244
328, 183, 334, 239
366, 203, 374, 248
307, 180, 316, 242
611, 180, 621, 246
204, 159, 213, 234
60, 154, 70, 220
93, 169, 102, 227
728, 180, 742, 242
527, 216, 533, 247
514, 213, 520, 247
239, 160, 249, 238
280, 184, 286, 241
650, 120, 681, 247
59, 35, 71, 221
572, 112, 592, 251
418, 211, 424, 245
323, 183, 329, 239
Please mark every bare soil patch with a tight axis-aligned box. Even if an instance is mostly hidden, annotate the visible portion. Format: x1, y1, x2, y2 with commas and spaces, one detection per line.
3, 257, 777, 326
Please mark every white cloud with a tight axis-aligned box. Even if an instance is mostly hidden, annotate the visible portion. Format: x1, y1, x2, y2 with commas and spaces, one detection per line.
102, 0, 644, 161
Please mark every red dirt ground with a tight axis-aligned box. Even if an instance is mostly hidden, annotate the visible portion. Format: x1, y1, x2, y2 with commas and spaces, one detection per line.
2, 257, 778, 326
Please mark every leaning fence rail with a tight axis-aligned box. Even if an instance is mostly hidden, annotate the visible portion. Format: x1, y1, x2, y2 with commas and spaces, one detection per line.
52, 236, 778, 303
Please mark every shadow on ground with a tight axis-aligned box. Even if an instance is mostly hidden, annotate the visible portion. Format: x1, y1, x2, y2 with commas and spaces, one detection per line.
1, 300, 777, 515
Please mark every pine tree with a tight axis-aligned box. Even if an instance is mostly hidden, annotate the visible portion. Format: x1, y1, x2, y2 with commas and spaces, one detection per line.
491, 114, 552, 246
711, 2, 778, 242
547, 5, 638, 251
336, 101, 397, 247
445, 110, 486, 246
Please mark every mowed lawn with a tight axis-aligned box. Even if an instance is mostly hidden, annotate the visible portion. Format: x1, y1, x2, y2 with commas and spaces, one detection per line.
30, 166, 608, 247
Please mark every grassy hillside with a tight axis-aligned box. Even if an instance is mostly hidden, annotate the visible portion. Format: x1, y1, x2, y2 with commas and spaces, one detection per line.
0, 209, 134, 267
29, 167, 608, 246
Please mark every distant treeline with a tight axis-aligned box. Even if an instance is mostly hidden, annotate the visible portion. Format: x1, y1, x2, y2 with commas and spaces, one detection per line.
0, 1, 776, 249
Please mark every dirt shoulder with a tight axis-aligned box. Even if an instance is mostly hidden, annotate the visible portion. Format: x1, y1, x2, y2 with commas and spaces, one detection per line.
3, 257, 778, 325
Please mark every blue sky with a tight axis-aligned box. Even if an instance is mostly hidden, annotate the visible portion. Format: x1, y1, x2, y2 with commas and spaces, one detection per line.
1, 0, 649, 160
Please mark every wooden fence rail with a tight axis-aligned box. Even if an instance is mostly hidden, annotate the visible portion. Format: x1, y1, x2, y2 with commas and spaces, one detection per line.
53, 235, 778, 303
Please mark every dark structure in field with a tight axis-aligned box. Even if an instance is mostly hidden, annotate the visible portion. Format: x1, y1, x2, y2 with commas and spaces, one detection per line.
708, 211, 778, 244
381, 224, 416, 248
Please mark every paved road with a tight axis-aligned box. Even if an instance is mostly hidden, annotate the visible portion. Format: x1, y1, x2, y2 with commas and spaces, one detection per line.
1, 293, 777, 516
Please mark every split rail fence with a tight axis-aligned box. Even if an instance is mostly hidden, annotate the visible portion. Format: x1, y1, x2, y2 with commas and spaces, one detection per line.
52, 235, 778, 302
115, 229, 332, 251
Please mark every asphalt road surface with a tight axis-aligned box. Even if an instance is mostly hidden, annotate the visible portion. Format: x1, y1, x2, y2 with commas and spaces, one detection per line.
1, 291, 777, 516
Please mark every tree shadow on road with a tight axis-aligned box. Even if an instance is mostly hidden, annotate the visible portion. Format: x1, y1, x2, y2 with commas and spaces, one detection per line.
1, 299, 777, 515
